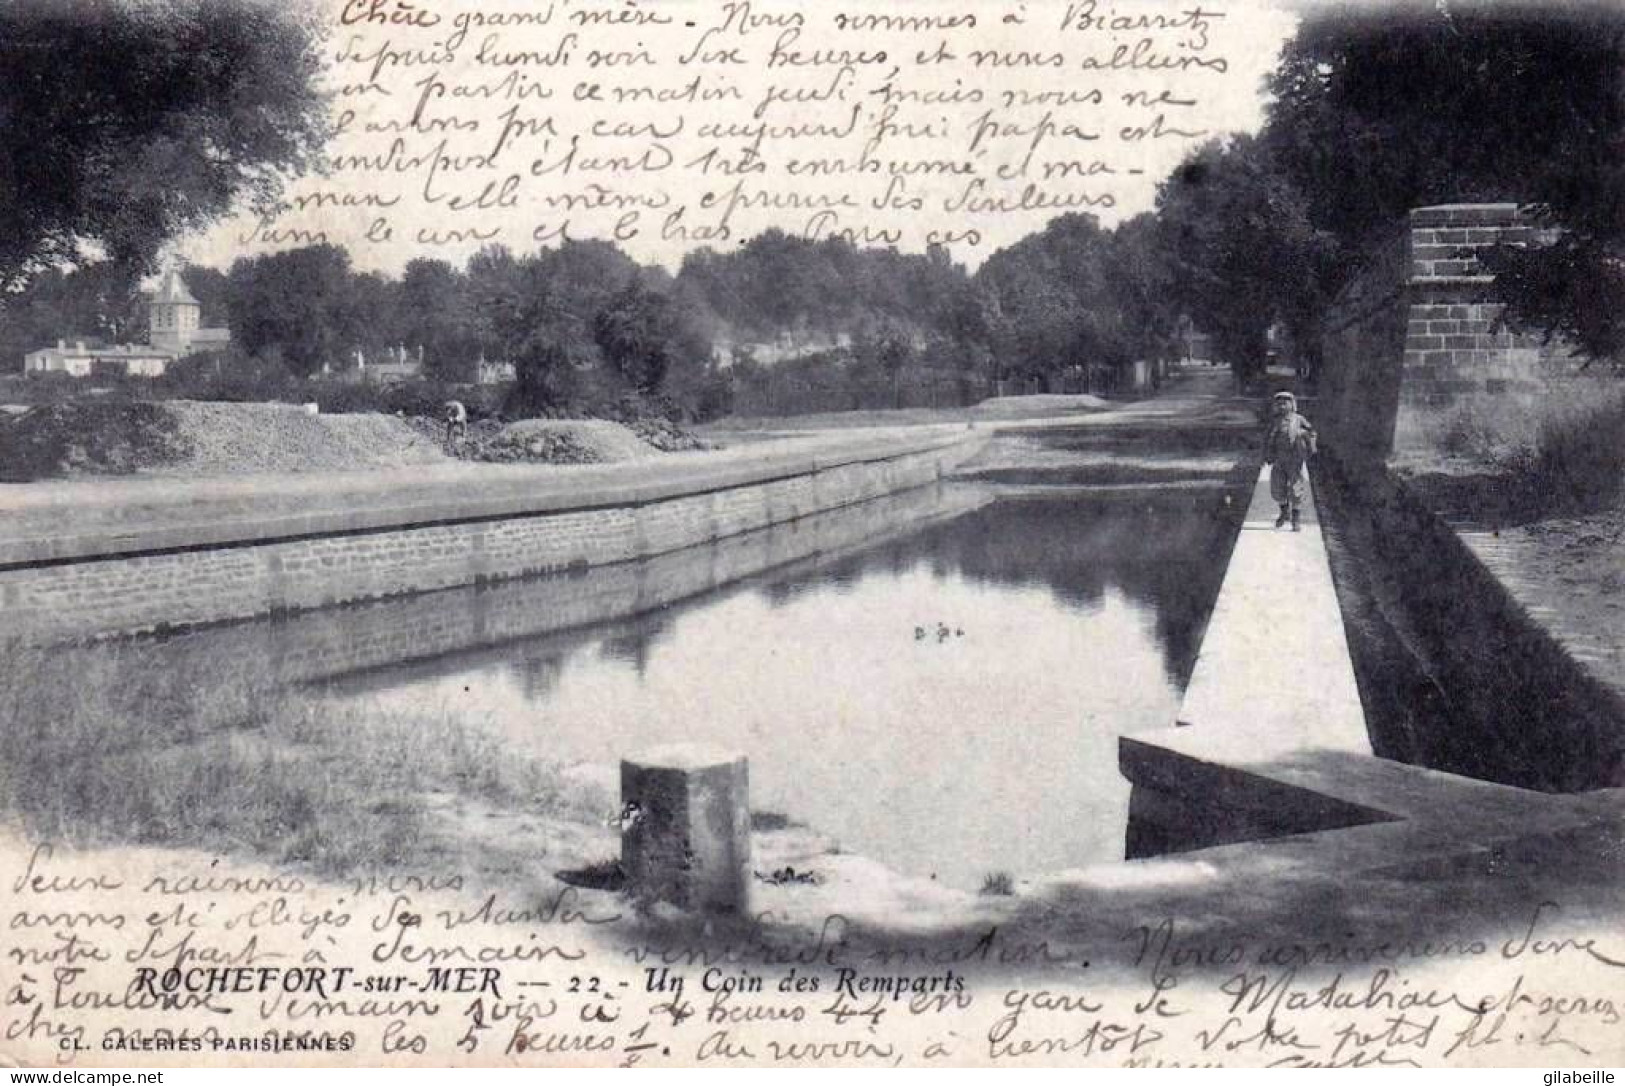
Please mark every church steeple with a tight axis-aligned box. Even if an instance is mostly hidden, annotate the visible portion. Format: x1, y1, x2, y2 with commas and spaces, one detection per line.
153, 266, 198, 307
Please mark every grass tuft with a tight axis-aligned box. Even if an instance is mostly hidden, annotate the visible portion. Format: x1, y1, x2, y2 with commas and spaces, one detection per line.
979, 871, 1015, 896
1515, 394, 1625, 514
1435, 380, 1625, 516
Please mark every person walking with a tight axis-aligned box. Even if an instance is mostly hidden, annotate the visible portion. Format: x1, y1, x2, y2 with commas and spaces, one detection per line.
1264, 390, 1316, 532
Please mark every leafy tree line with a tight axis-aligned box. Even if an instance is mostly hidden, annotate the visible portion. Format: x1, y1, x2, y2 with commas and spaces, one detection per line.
220, 242, 730, 416
7, 0, 1617, 421
3, 220, 1186, 416
682, 222, 1183, 409
691, 3, 1625, 391
0, 242, 726, 416
0, 0, 1185, 419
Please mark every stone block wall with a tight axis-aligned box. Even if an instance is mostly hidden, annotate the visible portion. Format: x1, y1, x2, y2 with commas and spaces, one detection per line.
116, 480, 984, 686
1319, 225, 1411, 465
1319, 203, 1572, 463
1394, 204, 1560, 454
1, 433, 982, 642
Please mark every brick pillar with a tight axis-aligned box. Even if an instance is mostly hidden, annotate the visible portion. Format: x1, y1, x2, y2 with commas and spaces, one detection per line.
621, 745, 750, 914
1394, 204, 1556, 455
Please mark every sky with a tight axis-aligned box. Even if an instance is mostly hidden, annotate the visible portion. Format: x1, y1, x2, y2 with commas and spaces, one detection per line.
177, 0, 1302, 275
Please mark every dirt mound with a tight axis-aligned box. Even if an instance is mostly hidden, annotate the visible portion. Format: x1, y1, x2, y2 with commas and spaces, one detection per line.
466, 419, 661, 464
624, 416, 712, 452
164, 402, 446, 475
0, 401, 447, 481
0, 402, 708, 480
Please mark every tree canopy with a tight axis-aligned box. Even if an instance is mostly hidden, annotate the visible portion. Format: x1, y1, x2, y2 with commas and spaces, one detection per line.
227, 245, 362, 377
1266, 2, 1625, 247
1262, 1, 1625, 360
594, 281, 709, 395
0, 0, 328, 292
1154, 137, 1336, 378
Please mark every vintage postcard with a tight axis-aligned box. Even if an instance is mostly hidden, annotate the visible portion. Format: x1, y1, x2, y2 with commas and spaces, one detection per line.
3, 0, 1623, 1070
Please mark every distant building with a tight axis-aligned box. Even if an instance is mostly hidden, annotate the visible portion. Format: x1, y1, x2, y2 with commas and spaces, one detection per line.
712, 330, 854, 367
24, 266, 231, 379
326, 348, 512, 385
147, 268, 231, 357
325, 346, 424, 384
476, 357, 515, 384
360, 355, 424, 384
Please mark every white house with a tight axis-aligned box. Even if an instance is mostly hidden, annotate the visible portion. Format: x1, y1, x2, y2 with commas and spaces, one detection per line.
24, 341, 175, 378
711, 329, 854, 367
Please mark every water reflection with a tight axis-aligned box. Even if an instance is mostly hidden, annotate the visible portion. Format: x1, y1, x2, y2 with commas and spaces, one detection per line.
139, 480, 989, 688
94, 422, 1250, 887
777, 494, 1240, 689
598, 619, 671, 677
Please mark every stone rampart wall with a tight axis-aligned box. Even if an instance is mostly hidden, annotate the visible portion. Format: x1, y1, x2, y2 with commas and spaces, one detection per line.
1319, 203, 1573, 462
1, 432, 983, 641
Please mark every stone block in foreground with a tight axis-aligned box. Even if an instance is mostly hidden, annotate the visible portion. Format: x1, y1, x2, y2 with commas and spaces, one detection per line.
621, 745, 750, 913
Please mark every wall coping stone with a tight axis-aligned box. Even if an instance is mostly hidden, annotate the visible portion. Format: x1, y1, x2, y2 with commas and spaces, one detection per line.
0, 428, 981, 569
1409, 203, 1524, 227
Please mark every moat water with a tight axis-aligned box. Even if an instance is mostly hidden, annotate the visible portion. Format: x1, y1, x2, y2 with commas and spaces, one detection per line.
323, 425, 1250, 888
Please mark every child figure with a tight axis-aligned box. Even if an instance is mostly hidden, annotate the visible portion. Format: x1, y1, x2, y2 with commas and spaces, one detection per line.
1263, 391, 1316, 532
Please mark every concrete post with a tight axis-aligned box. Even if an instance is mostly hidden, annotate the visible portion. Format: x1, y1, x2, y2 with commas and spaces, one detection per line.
621, 745, 750, 913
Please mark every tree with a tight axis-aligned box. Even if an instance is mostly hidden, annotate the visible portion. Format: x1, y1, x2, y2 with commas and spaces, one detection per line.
181, 265, 232, 330
1264, 2, 1625, 359
466, 244, 523, 366
0, 0, 328, 292
400, 259, 476, 381
973, 214, 1140, 390
1479, 236, 1625, 367
500, 241, 641, 412
0, 263, 151, 370
346, 271, 406, 360
973, 252, 1076, 391
226, 245, 359, 377
593, 281, 709, 395
1108, 214, 1182, 371
850, 315, 916, 408
1154, 137, 1335, 381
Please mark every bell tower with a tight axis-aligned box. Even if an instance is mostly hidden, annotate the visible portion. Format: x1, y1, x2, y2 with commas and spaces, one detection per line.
149, 265, 202, 353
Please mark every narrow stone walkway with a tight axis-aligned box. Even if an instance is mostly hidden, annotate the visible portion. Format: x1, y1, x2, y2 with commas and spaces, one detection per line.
1172, 465, 1369, 758
1118, 458, 1619, 865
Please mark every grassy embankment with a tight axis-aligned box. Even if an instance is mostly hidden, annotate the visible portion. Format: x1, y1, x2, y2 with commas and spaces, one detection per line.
1429, 378, 1625, 517
1385, 376, 1625, 720
0, 641, 609, 875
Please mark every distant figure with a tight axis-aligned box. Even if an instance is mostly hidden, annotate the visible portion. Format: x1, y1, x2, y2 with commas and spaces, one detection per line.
443, 400, 468, 450
1264, 391, 1316, 532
